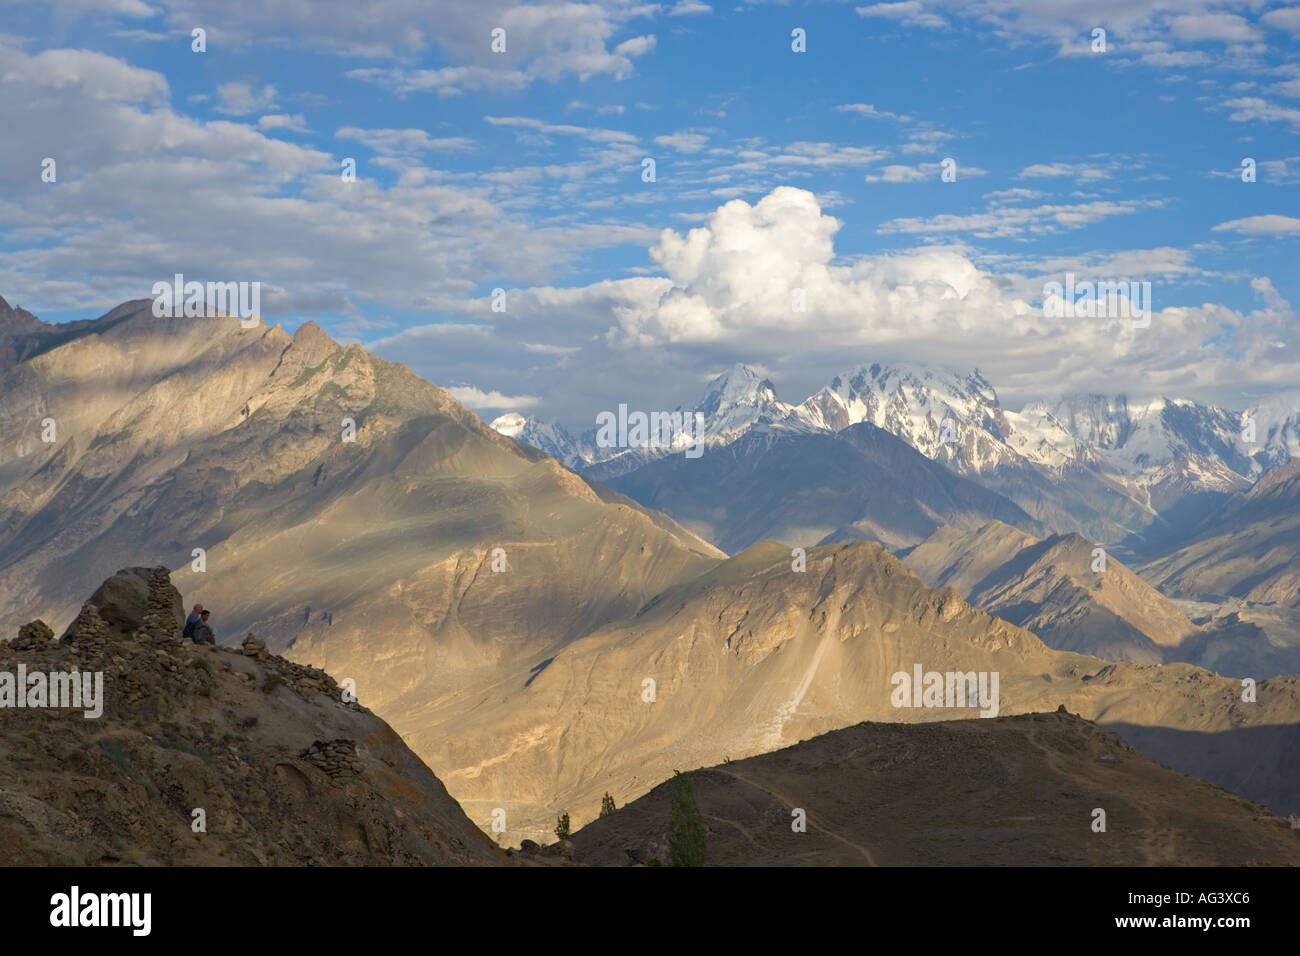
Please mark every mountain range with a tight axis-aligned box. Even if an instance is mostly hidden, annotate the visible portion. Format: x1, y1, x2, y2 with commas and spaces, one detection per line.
495, 362, 1300, 550
4, 294, 1299, 854
900, 520, 1300, 677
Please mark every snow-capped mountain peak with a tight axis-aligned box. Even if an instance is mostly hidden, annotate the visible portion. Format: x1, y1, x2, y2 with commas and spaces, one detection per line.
489, 413, 590, 469
693, 364, 797, 444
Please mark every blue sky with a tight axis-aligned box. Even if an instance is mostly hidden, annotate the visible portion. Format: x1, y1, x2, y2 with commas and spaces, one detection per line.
2, 0, 1298, 424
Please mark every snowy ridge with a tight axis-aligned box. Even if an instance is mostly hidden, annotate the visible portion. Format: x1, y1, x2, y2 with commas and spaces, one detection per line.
489, 363, 1298, 508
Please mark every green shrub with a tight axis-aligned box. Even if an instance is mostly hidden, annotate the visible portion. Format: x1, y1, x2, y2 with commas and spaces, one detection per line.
600, 792, 617, 818
668, 770, 707, 867
554, 813, 570, 840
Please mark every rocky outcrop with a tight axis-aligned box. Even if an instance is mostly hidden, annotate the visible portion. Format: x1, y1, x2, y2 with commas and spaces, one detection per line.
0, 567, 504, 866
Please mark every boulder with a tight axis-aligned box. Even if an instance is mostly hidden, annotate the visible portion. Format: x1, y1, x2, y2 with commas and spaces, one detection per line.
241, 634, 269, 659
83, 567, 184, 635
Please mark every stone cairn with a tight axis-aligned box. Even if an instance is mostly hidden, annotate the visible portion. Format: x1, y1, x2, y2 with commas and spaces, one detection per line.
300, 739, 363, 781
10, 619, 55, 651
138, 566, 184, 644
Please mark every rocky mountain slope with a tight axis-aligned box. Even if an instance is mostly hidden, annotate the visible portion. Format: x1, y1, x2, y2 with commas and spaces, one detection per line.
901, 521, 1300, 677
1142, 459, 1300, 610
0, 566, 503, 865
0, 298, 722, 718
901, 523, 1194, 664
410, 540, 1300, 841
569, 712, 1300, 866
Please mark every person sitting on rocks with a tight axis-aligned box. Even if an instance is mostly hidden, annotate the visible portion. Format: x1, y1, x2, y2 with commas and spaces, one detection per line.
191, 609, 215, 645
183, 603, 203, 640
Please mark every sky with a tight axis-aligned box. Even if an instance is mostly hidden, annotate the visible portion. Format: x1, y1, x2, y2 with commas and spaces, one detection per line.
1, 0, 1298, 427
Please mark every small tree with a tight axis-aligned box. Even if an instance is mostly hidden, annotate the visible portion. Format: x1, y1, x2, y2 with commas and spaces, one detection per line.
600, 792, 617, 818
554, 812, 570, 840
668, 770, 707, 867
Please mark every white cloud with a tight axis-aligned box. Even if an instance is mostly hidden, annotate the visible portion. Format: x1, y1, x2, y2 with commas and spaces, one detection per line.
654, 131, 709, 153
856, 2, 948, 30
1169, 13, 1261, 44
215, 82, 277, 116
900, 129, 955, 154
865, 162, 986, 182
335, 127, 477, 154
1222, 96, 1300, 126
614, 35, 657, 58
3, 47, 168, 103
345, 66, 528, 97
1263, 8, 1300, 33
879, 199, 1164, 239
1019, 162, 1113, 181
445, 385, 540, 410
1212, 215, 1300, 236
1141, 50, 1212, 68
483, 115, 638, 145
566, 100, 626, 116
0, 45, 651, 323
258, 113, 309, 133
835, 103, 912, 122
984, 187, 1046, 204
668, 0, 711, 15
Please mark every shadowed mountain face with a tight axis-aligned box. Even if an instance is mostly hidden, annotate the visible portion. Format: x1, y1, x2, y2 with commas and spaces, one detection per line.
0, 301, 722, 716
901, 521, 1300, 677
0, 567, 503, 866
568, 713, 1300, 866
1141, 459, 1300, 610
902, 523, 1192, 664
599, 422, 1044, 553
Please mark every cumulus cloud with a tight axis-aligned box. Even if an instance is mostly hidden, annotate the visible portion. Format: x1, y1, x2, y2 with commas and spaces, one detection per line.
384, 187, 1292, 417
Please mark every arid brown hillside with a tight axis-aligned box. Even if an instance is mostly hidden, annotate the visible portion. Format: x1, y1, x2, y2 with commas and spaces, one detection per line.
0, 299, 720, 730
418, 540, 1300, 842
569, 712, 1300, 866
0, 566, 503, 866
